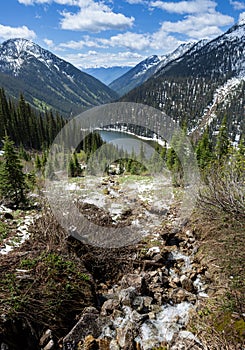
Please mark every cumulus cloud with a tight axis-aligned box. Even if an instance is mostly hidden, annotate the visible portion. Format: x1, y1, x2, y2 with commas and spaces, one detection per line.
43, 38, 54, 47
100, 32, 151, 50
161, 12, 234, 38
0, 24, 36, 40
60, 36, 105, 49
230, 0, 245, 10
59, 30, 181, 52
60, 2, 134, 32
19, 0, 135, 32
62, 50, 143, 68
150, 0, 217, 14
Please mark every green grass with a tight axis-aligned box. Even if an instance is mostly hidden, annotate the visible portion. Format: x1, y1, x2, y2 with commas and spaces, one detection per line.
0, 221, 8, 242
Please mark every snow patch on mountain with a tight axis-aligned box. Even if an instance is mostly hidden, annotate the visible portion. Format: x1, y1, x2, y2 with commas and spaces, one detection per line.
0, 38, 65, 76
195, 76, 245, 134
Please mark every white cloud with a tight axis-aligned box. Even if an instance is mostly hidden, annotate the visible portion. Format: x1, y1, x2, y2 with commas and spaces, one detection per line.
59, 30, 181, 52
60, 36, 105, 49
19, 0, 135, 32
230, 0, 245, 10
150, 0, 217, 14
101, 32, 151, 50
160, 12, 234, 39
18, 0, 50, 4
60, 2, 134, 32
44, 38, 54, 47
59, 29, 182, 54
0, 24, 36, 40
103, 31, 181, 51
62, 50, 143, 68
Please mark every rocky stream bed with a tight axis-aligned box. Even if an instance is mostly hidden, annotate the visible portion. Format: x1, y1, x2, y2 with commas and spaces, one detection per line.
0, 175, 211, 350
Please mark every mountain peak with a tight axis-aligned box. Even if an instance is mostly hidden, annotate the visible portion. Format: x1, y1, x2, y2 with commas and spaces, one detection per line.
0, 38, 117, 115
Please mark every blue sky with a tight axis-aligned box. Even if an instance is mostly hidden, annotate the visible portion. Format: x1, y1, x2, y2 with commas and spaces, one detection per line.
0, 0, 244, 68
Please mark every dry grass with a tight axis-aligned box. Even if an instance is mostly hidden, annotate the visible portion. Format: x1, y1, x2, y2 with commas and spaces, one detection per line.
188, 210, 245, 349
0, 204, 96, 340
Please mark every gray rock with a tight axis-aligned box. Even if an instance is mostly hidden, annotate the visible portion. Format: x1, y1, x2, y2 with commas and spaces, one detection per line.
180, 275, 195, 292
63, 307, 103, 347
118, 287, 136, 306
130, 310, 148, 324
116, 323, 137, 349
101, 299, 120, 316
120, 274, 146, 294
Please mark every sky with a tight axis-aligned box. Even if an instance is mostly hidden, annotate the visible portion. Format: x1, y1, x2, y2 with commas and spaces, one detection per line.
0, 0, 244, 68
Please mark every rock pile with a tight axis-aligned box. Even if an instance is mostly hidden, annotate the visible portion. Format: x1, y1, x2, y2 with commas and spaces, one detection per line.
61, 224, 208, 350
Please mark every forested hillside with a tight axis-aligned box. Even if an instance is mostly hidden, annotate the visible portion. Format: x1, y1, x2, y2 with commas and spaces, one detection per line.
0, 88, 65, 150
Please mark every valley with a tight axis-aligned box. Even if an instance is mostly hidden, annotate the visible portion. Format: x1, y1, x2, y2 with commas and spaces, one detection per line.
0, 12, 244, 350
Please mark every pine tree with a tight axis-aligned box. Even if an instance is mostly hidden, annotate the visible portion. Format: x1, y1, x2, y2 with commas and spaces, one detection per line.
196, 127, 213, 169
215, 116, 230, 161
0, 136, 28, 207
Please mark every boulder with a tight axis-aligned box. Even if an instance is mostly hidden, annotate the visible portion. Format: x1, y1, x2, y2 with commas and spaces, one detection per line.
180, 275, 195, 292
63, 307, 103, 349
118, 287, 136, 306
170, 288, 188, 303
101, 299, 120, 316
82, 335, 98, 350
120, 274, 146, 294
116, 323, 137, 350
130, 310, 148, 324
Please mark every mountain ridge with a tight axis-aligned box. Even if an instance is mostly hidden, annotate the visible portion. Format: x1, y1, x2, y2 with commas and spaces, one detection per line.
121, 20, 245, 142
0, 38, 118, 116
82, 66, 132, 85
109, 41, 200, 96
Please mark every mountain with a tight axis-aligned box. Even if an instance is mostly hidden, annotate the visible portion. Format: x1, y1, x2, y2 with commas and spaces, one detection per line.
109, 42, 199, 96
0, 38, 118, 116
82, 66, 131, 85
121, 20, 245, 143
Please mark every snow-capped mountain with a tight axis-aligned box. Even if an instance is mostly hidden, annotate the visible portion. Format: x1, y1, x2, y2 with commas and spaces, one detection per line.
109, 41, 198, 96
82, 66, 131, 85
0, 38, 118, 116
121, 20, 245, 142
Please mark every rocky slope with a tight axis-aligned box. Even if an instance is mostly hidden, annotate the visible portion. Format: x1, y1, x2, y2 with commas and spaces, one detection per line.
121, 20, 245, 142
109, 42, 197, 97
0, 175, 209, 350
0, 39, 118, 116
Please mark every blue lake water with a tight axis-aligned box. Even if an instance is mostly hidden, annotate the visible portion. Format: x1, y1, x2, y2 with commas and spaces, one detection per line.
98, 130, 155, 158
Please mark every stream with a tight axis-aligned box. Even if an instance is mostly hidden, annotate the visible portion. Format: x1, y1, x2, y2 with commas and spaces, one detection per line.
59, 174, 207, 350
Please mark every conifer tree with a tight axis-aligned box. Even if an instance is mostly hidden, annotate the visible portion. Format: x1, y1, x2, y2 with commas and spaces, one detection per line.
0, 136, 28, 207
215, 116, 230, 161
196, 127, 213, 169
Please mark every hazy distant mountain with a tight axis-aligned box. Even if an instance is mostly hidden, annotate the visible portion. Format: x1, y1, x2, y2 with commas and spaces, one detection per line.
0, 38, 118, 116
82, 66, 131, 85
121, 19, 245, 142
109, 42, 199, 96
